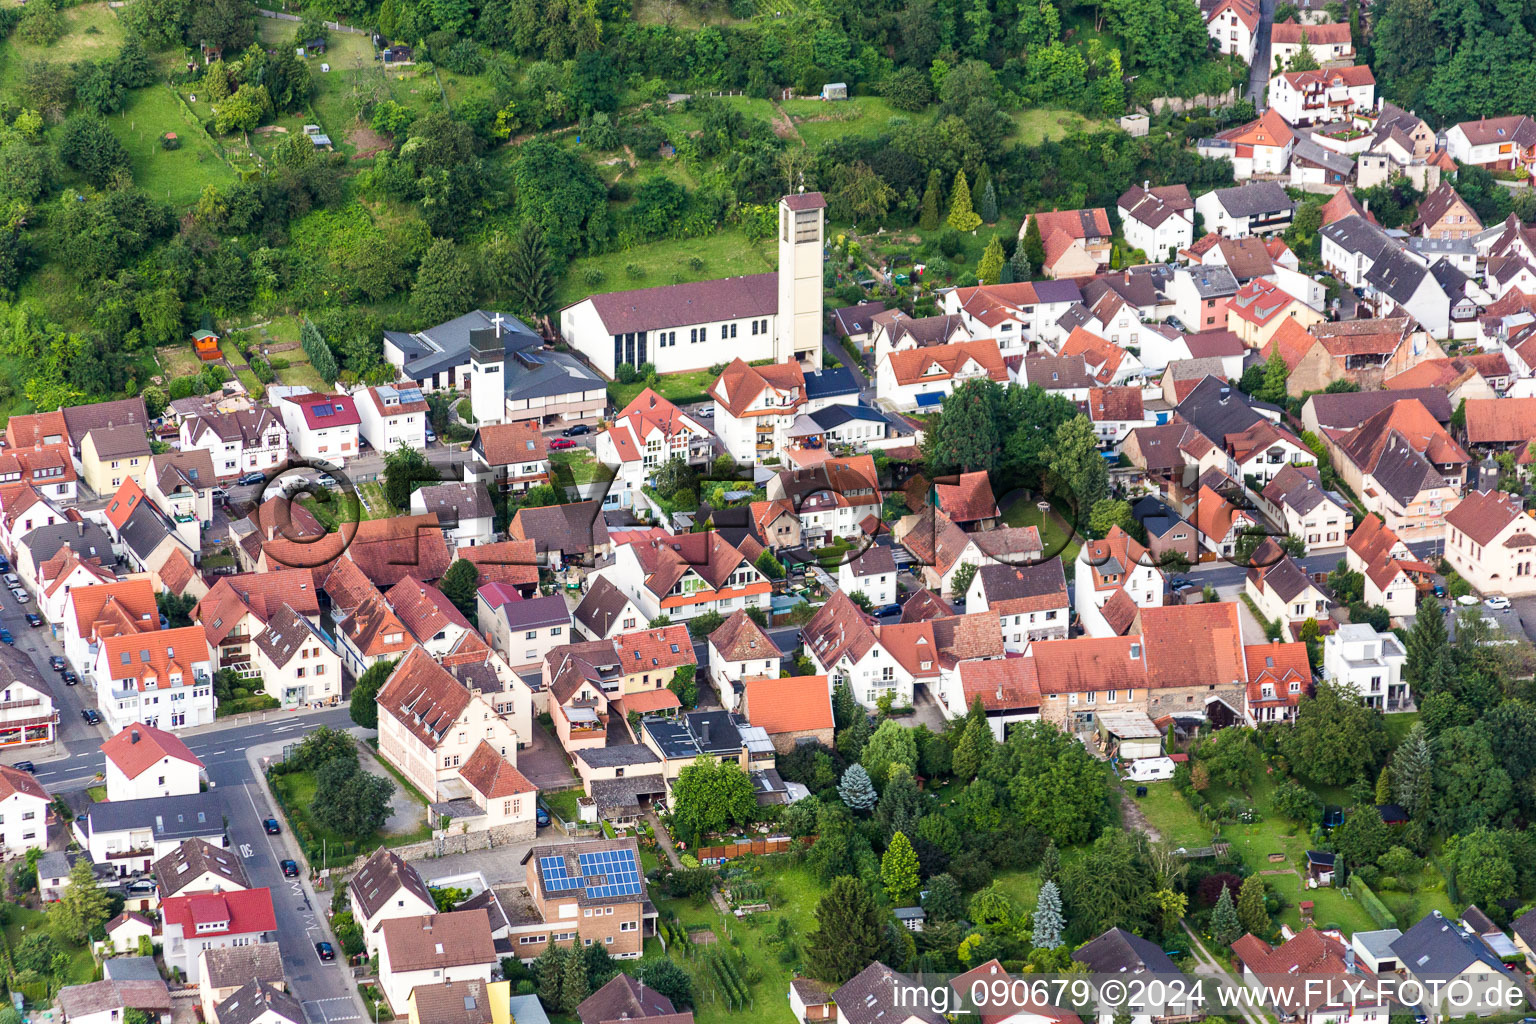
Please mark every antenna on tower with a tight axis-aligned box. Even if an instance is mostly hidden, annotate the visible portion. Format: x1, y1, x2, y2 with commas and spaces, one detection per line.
797, 172, 805, 193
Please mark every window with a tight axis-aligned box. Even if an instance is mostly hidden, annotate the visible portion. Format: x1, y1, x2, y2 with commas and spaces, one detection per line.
525, 630, 538, 640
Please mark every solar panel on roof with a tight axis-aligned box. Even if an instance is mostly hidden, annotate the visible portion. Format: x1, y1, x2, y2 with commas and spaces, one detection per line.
314, 404, 334, 417
399, 387, 424, 404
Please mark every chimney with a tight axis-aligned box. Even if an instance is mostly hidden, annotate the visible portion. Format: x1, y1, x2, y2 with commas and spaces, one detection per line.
699, 720, 711, 746
131, 729, 140, 744
1144, 180, 1150, 191
77, 521, 84, 537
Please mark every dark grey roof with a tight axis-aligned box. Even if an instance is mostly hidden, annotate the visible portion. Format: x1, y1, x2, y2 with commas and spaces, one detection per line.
573, 577, 639, 638
492, 593, 571, 630
102, 957, 161, 983
504, 346, 605, 403
1322, 214, 1395, 259
1462, 906, 1497, 935
1082, 267, 1170, 310
85, 792, 224, 842
349, 847, 434, 921
590, 774, 668, 816
152, 837, 250, 898
458, 888, 510, 935
834, 963, 945, 1024
1390, 910, 1509, 976
117, 502, 176, 561
1132, 496, 1190, 538
1056, 303, 1094, 333
642, 710, 744, 759
1022, 355, 1093, 390
1370, 435, 1440, 504
975, 558, 1068, 604
414, 482, 495, 526
23, 520, 113, 567
1511, 907, 1536, 951
1175, 376, 1266, 443
1304, 388, 1451, 429
847, 545, 896, 577
1428, 258, 1471, 300
575, 743, 661, 769
810, 404, 890, 430
1365, 246, 1430, 305
200, 944, 284, 990
576, 974, 676, 1024
803, 367, 860, 401
1292, 136, 1355, 176
84, 424, 151, 460
0, 643, 52, 705
1211, 182, 1295, 219
1034, 279, 1085, 304
1182, 265, 1239, 299
832, 302, 888, 337
388, 310, 540, 381
1254, 554, 1312, 604
62, 397, 150, 452
1073, 926, 1182, 974
216, 980, 304, 1024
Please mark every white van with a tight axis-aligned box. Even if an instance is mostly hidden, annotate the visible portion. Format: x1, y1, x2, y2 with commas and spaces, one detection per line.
1124, 757, 1176, 782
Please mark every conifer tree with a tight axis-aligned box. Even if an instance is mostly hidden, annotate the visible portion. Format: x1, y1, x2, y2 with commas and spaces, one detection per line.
1039, 842, 1061, 884
1212, 883, 1241, 945
1021, 214, 1046, 272
980, 181, 999, 224
1237, 875, 1269, 937
839, 764, 877, 811
947, 169, 982, 232
560, 940, 590, 1015
1391, 722, 1434, 819
919, 170, 944, 230
1032, 880, 1065, 949
1404, 594, 1448, 692
1010, 240, 1033, 281
977, 236, 1006, 284
882, 832, 921, 905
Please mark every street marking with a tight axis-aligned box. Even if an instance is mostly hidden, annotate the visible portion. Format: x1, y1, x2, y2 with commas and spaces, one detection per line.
240, 844, 254, 858
210, 749, 228, 755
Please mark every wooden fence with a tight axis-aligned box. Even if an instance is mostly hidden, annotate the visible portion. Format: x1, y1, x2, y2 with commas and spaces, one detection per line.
695, 835, 811, 862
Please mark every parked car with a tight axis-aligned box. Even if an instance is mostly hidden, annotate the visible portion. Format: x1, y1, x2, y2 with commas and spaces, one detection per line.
1486, 596, 1513, 611
1456, 594, 1480, 606
125, 879, 156, 896
1432, 583, 1447, 598
264, 818, 281, 835
563, 423, 591, 436
315, 473, 337, 488
281, 860, 300, 877
549, 437, 578, 450
2, 573, 19, 588
874, 604, 903, 618
13, 761, 35, 774
62, 671, 78, 686
81, 709, 101, 725
238, 471, 267, 486
424, 429, 436, 443
315, 942, 336, 961
0, 557, 10, 573
536, 806, 551, 827
24, 613, 41, 627
10, 588, 28, 603
0, 630, 13, 646
49, 656, 65, 672
696, 406, 714, 417
211, 487, 228, 501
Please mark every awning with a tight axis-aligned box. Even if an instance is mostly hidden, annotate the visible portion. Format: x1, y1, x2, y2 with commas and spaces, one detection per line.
915, 392, 944, 408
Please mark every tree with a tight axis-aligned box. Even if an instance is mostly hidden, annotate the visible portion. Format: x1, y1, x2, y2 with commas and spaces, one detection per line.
1211, 883, 1241, 946
949, 562, 978, 600
925, 378, 1002, 475
157, 590, 196, 628
947, 170, 982, 232
1289, 36, 1320, 71
439, 559, 481, 621
349, 657, 399, 730
533, 944, 565, 1008
1021, 215, 1047, 274
671, 756, 757, 843
1330, 801, 1391, 867
1059, 828, 1152, 935
1374, 766, 1392, 806
875, 765, 924, 841
382, 444, 439, 510
1257, 349, 1289, 404
58, 114, 131, 187
977, 236, 1005, 284
53, 855, 113, 942
979, 180, 999, 225
1237, 875, 1269, 937
1007, 721, 1110, 846
1404, 594, 1448, 693
882, 831, 921, 904
492, 223, 558, 321
862, 720, 919, 787
1272, 779, 1323, 825
1046, 415, 1109, 527
414, 238, 479, 325
754, 549, 784, 580
639, 957, 694, 1009
560, 938, 590, 1015
839, 764, 877, 811
1039, 842, 1061, 883
1197, 728, 1262, 791
1445, 828, 1516, 913
13, 933, 60, 975
1032, 879, 1064, 949
919, 169, 943, 230
1089, 499, 1135, 539
924, 873, 964, 921
668, 665, 698, 709
1010, 239, 1033, 282
311, 757, 394, 839
807, 876, 887, 983
1279, 679, 1389, 786
951, 706, 995, 780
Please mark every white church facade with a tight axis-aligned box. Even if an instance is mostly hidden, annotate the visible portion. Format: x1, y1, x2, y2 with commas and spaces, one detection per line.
559, 192, 827, 377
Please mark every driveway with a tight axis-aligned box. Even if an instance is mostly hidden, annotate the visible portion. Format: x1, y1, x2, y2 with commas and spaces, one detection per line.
1512, 597, 1536, 645
517, 719, 578, 791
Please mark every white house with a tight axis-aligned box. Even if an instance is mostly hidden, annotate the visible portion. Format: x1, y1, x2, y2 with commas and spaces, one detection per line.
0, 764, 50, 857
102, 722, 205, 801
278, 393, 360, 466
1205, 0, 1259, 61
376, 911, 498, 1013
410, 482, 495, 550
74, 791, 227, 876
251, 604, 341, 708
942, 279, 1085, 351
214, 981, 304, 1024
1198, 110, 1295, 180
1444, 488, 1536, 598
348, 848, 439, 956
838, 546, 897, 608
92, 626, 215, 734
1195, 182, 1297, 238
160, 888, 276, 983
875, 338, 1008, 411
1323, 623, 1410, 710
560, 192, 825, 376
802, 591, 914, 711
965, 559, 1070, 653
1087, 387, 1156, 448
601, 532, 772, 624
1446, 115, 1536, 173
705, 609, 782, 713
466, 420, 551, 495
709, 358, 809, 463
1075, 528, 1164, 637
1267, 66, 1376, 127
356, 384, 429, 453
178, 404, 288, 480
1117, 183, 1195, 261
596, 388, 715, 511
1270, 19, 1354, 65
144, 450, 218, 529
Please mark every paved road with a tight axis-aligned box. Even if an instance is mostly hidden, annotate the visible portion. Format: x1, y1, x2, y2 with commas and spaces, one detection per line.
1246, 0, 1276, 107
0, 591, 103, 760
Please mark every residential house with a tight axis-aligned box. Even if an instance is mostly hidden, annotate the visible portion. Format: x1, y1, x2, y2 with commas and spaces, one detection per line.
1073, 927, 1196, 1024
251, 604, 340, 708
1324, 623, 1410, 710
407, 981, 510, 1024
102, 722, 204, 801
571, 577, 645, 642
1464, 397, 1536, 453
57, 977, 171, 1024
838, 546, 897, 608
6, 411, 65, 448
1245, 538, 1331, 638
1076, 527, 1164, 637
153, 837, 249, 901
577, 975, 687, 1024
706, 610, 781, 712
145, 450, 218, 529
964, 558, 1070, 652
1227, 278, 1326, 349
377, 910, 498, 1012
1132, 496, 1200, 565
1017, 209, 1114, 278
768, 456, 882, 544
478, 588, 571, 667
602, 531, 770, 624
80, 425, 152, 496
63, 577, 159, 683
1243, 640, 1313, 724
1018, 355, 1095, 402
1270, 18, 1354, 63
0, 484, 66, 563
1384, 357, 1500, 406
1057, 327, 1144, 386
1445, 489, 1536, 597
1330, 399, 1467, 539
0, 764, 49, 856
1199, 110, 1295, 179
867, 311, 972, 366
467, 420, 550, 495
1117, 182, 1195, 260
1412, 183, 1483, 240
875, 338, 1008, 410
0, 645, 58, 749
932, 471, 1000, 531
801, 591, 910, 710
1169, 266, 1241, 332
1446, 116, 1536, 173
709, 358, 809, 463
1268, 317, 1439, 396
639, 709, 776, 786
831, 301, 888, 352
1260, 464, 1351, 552
92, 626, 214, 733
506, 839, 653, 960
449, 739, 538, 841
596, 389, 714, 511
1345, 514, 1422, 619
894, 505, 1043, 597
349, 849, 438, 956
1195, 183, 1297, 238
356, 384, 429, 453
824, 963, 945, 1024
279, 393, 359, 465
101, 912, 156, 956
807, 403, 895, 449
1231, 927, 1384, 1024
740, 674, 833, 753
195, 569, 321, 675
1193, 484, 1259, 557
1365, 249, 1478, 339
178, 405, 288, 480
1203, 0, 1260, 59
1289, 136, 1356, 188
941, 279, 1085, 353
0, 443, 78, 503
74, 791, 227, 876
36, 546, 114, 628
1390, 910, 1517, 1019
213, 981, 304, 1024
508, 500, 609, 570
1268, 66, 1376, 126
410, 482, 495, 550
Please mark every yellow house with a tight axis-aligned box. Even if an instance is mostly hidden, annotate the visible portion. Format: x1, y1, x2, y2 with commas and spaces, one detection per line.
407, 979, 511, 1024
80, 424, 152, 495
1226, 278, 1325, 349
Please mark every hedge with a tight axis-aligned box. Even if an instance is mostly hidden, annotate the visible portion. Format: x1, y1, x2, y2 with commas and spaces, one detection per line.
1348, 874, 1398, 930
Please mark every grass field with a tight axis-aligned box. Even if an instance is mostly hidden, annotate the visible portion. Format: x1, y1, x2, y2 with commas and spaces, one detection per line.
608, 368, 719, 410
110, 85, 239, 210
155, 344, 207, 382
271, 766, 431, 870
3, 906, 99, 990
781, 95, 920, 148
549, 446, 611, 487
541, 787, 584, 825
555, 229, 775, 309
0, 2, 124, 93
1011, 107, 1104, 144
1003, 494, 1082, 564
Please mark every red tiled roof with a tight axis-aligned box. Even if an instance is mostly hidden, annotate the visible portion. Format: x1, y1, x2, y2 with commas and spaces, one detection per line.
100, 626, 210, 692
100, 722, 205, 779
957, 658, 1041, 711
614, 625, 695, 673
1446, 488, 1523, 546
1464, 397, 1536, 445
884, 338, 1006, 387
0, 764, 49, 802
1271, 19, 1351, 43
1088, 387, 1144, 422
933, 471, 999, 524
709, 358, 807, 419
1217, 109, 1293, 148
285, 393, 359, 430
459, 740, 535, 800
475, 420, 548, 466
161, 888, 276, 938
742, 675, 832, 734
376, 646, 472, 750
1058, 328, 1127, 384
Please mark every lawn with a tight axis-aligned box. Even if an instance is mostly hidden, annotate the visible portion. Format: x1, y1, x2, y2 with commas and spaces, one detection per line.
255, 17, 386, 159
155, 343, 207, 382
554, 228, 775, 309
0, 2, 123, 93
1011, 107, 1105, 144
549, 447, 612, 488
780, 95, 920, 148
609, 369, 720, 410
541, 787, 584, 825
3, 906, 99, 994
1002, 494, 1081, 564
270, 766, 431, 870
109, 85, 240, 210
357, 481, 396, 519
